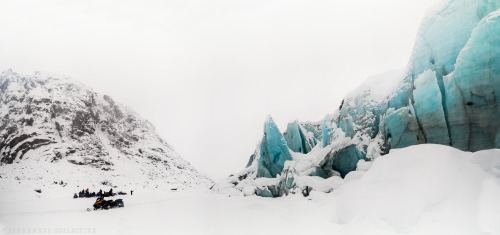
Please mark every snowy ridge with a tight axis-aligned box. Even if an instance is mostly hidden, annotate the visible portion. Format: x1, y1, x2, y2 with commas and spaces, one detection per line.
344, 69, 405, 104
0, 69, 212, 190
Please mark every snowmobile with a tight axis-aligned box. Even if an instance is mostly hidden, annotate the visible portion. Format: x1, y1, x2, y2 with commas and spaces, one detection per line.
89, 197, 124, 211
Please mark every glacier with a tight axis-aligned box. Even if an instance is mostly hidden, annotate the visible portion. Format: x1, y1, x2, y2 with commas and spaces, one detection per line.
213, 0, 500, 197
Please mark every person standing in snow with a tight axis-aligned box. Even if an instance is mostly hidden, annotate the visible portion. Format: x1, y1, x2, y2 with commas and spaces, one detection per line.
130, 190, 133, 195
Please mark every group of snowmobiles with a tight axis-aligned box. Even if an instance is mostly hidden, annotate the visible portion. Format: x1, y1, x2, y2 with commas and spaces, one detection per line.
74, 188, 117, 198
73, 188, 128, 211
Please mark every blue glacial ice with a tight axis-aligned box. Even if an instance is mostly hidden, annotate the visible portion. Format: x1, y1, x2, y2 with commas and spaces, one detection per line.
213, 0, 500, 197
284, 121, 318, 154
257, 116, 293, 178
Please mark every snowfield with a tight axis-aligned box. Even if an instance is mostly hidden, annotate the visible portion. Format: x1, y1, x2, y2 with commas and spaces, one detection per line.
1, 144, 500, 235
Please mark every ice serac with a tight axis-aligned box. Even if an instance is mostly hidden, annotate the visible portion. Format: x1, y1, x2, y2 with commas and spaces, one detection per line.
445, 9, 500, 151
284, 121, 318, 154
321, 115, 334, 147
413, 70, 450, 146
383, 104, 424, 149
330, 145, 365, 178
213, 0, 500, 197
257, 117, 292, 178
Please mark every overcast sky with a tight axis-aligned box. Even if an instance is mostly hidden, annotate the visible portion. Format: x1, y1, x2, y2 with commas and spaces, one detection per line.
0, 0, 438, 180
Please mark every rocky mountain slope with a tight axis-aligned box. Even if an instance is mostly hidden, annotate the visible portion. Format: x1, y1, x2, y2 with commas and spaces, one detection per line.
0, 70, 212, 189
214, 0, 500, 197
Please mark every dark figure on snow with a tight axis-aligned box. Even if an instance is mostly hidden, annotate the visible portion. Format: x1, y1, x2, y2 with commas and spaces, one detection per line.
130, 190, 133, 195
109, 188, 113, 196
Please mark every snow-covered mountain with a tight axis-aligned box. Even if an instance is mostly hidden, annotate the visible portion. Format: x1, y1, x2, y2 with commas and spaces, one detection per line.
0, 69, 212, 189
214, 0, 500, 197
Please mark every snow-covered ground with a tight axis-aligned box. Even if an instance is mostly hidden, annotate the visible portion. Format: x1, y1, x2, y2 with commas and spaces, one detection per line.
1, 144, 500, 235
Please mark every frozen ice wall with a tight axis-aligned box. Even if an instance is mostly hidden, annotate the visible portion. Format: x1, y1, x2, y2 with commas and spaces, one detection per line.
387, 0, 500, 151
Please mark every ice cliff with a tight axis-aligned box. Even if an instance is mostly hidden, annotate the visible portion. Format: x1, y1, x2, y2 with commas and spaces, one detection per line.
213, 0, 500, 197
